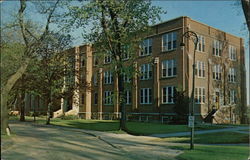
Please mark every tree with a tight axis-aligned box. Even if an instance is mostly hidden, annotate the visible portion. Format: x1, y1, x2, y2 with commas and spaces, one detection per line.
1, 0, 63, 134
241, 0, 249, 31
25, 32, 72, 124
66, 0, 164, 131
173, 89, 189, 124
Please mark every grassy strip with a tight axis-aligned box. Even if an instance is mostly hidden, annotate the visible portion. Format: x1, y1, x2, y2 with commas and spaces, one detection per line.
170, 145, 249, 160
158, 132, 249, 144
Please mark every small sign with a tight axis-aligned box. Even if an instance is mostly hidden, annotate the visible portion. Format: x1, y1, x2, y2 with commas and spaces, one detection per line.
188, 116, 195, 128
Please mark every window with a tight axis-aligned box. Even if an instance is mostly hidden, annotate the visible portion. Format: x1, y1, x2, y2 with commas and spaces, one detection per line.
162, 86, 175, 104
213, 40, 222, 56
213, 64, 222, 80
162, 32, 177, 52
195, 87, 205, 104
94, 92, 98, 105
140, 88, 152, 104
229, 90, 236, 104
229, 45, 237, 61
162, 59, 177, 78
228, 68, 236, 82
140, 38, 152, 56
104, 91, 113, 105
93, 73, 98, 86
125, 90, 131, 104
104, 54, 112, 64
140, 64, 152, 80
81, 94, 84, 104
196, 35, 205, 52
122, 45, 131, 60
196, 61, 205, 78
123, 73, 131, 82
80, 55, 85, 67
104, 71, 113, 84
93, 55, 98, 66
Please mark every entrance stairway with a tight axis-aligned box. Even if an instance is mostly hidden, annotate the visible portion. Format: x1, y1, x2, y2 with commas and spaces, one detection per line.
203, 109, 217, 123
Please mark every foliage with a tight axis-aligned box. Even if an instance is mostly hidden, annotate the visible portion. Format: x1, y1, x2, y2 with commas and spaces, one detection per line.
64, 0, 164, 130
173, 89, 190, 124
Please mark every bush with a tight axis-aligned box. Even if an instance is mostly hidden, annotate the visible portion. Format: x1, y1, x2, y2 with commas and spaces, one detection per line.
60, 115, 79, 120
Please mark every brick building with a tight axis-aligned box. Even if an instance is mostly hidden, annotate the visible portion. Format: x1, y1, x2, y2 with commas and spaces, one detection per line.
54, 16, 247, 124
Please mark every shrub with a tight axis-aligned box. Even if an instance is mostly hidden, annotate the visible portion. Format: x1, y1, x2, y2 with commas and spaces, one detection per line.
60, 115, 79, 120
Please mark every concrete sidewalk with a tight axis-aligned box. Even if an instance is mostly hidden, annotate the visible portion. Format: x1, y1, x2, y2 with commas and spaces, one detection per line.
150, 126, 249, 138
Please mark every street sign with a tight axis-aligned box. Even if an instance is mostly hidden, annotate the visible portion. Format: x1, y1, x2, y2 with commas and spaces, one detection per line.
188, 116, 194, 128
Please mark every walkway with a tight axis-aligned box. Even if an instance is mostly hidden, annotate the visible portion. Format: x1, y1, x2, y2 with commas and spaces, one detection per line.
1, 122, 181, 160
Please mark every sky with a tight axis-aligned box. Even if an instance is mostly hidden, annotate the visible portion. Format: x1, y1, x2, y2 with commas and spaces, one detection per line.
1, 0, 249, 105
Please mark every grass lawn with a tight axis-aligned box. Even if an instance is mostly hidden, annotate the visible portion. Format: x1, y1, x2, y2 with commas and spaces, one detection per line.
49, 119, 227, 135
170, 145, 249, 160
9, 116, 231, 135
158, 132, 249, 144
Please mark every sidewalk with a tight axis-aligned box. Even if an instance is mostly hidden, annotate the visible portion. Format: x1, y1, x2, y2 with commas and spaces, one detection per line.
150, 126, 249, 138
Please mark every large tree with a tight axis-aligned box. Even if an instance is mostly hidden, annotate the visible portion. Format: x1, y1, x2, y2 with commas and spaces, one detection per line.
1, 0, 64, 134
25, 32, 72, 124
66, 0, 164, 131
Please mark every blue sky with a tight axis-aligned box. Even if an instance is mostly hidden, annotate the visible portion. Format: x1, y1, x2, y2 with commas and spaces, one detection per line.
1, 0, 249, 104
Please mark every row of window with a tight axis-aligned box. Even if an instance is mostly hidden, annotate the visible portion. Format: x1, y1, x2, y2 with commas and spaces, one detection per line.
91, 87, 237, 105
98, 62, 236, 84
86, 33, 237, 67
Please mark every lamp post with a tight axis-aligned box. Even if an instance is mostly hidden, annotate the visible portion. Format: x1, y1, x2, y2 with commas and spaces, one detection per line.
180, 31, 198, 150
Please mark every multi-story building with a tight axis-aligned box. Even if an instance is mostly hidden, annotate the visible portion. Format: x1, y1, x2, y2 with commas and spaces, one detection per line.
54, 16, 247, 124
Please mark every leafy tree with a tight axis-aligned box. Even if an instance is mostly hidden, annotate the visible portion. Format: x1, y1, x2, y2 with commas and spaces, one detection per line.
1, 0, 64, 134
173, 89, 189, 124
66, 0, 164, 131
25, 32, 72, 124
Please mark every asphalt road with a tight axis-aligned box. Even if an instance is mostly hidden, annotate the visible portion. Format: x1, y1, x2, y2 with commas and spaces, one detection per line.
1, 122, 181, 160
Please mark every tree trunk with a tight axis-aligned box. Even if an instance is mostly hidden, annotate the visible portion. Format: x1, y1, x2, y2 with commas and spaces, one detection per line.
241, 0, 250, 31
19, 91, 25, 122
1, 59, 30, 135
46, 100, 51, 125
117, 72, 126, 131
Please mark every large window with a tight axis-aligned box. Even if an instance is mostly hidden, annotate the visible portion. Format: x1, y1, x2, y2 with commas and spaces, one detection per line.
125, 90, 131, 104
80, 55, 85, 67
228, 68, 236, 82
162, 59, 177, 78
162, 32, 177, 52
123, 73, 131, 82
229, 45, 237, 61
94, 92, 98, 105
196, 35, 205, 52
81, 94, 84, 104
140, 38, 152, 56
140, 88, 152, 104
195, 87, 205, 104
213, 64, 222, 80
213, 40, 222, 56
104, 55, 112, 64
93, 73, 98, 86
93, 55, 98, 66
104, 70, 113, 84
162, 86, 175, 104
196, 61, 205, 78
140, 64, 152, 80
104, 91, 113, 105
229, 90, 236, 104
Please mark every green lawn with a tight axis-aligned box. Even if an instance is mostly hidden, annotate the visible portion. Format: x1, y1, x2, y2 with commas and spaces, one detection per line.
158, 132, 249, 144
170, 145, 249, 160
9, 116, 230, 135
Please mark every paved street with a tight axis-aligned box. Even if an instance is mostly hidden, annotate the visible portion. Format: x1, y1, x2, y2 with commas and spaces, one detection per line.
1, 122, 181, 160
